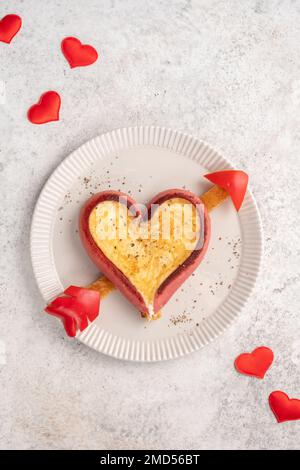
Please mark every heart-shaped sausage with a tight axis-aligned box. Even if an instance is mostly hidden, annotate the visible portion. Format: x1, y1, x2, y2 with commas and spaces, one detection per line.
0, 14, 22, 44
269, 391, 300, 423
80, 189, 210, 318
27, 91, 61, 125
61, 37, 98, 68
234, 346, 274, 378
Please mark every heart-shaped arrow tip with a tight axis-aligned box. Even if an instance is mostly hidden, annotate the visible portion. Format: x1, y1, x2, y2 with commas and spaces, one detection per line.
269, 391, 300, 423
0, 14, 22, 44
61, 36, 98, 68
27, 91, 61, 125
204, 170, 248, 211
234, 346, 274, 379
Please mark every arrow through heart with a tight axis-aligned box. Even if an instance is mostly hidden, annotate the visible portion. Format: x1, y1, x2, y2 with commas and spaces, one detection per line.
61, 36, 98, 68
27, 91, 61, 125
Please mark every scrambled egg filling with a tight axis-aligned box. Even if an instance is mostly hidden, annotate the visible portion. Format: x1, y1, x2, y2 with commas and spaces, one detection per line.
89, 198, 200, 312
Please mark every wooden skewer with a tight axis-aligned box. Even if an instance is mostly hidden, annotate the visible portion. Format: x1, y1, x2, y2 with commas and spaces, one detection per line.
86, 185, 228, 299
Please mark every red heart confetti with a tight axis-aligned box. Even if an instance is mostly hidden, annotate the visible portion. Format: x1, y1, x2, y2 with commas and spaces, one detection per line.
61, 36, 98, 68
27, 91, 61, 125
269, 391, 300, 423
0, 14, 22, 44
79, 190, 210, 318
234, 346, 274, 379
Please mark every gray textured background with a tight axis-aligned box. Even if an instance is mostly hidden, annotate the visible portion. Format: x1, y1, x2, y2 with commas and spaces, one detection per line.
0, 0, 300, 450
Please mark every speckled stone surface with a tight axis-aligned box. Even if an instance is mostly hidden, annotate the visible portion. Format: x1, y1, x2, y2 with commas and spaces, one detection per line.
0, 0, 299, 450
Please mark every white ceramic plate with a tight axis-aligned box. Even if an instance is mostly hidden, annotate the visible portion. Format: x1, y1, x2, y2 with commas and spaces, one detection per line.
31, 126, 262, 362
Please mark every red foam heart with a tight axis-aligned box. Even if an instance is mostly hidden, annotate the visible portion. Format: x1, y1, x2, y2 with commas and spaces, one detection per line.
234, 346, 274, 379
27, 91, 61, 125
61, 37, 98, 68
269, 391, 300, 423
0, 14, 22, 44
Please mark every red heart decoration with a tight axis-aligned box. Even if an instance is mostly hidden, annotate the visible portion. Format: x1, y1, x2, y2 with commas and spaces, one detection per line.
234, 346, 274, 379
0, 14, 22, 44
269, 391, 300, 423
45, 286, 101, 337
61, 37, 98, 68
204, 170, 249, 212
27, 91, 61, 125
